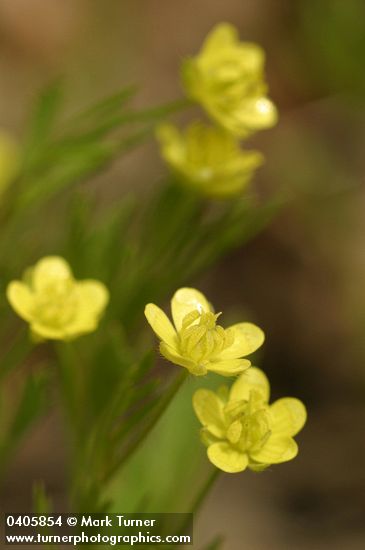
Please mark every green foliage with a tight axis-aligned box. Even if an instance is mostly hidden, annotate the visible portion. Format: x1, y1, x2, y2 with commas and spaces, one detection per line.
298, 0, 365, 94
0, 367, 50, 472
33, 481, 53, 514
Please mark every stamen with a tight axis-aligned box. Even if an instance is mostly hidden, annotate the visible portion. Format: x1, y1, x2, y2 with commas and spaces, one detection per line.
179, 310, 233, 366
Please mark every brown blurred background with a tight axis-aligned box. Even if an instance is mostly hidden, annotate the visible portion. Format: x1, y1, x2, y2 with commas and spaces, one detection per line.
1, 0, 365, 548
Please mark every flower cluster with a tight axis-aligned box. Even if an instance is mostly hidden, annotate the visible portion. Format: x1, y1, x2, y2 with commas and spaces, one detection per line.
4, 24, 304, 478
157, 23, 277, 197
7, 264, 306, 473
145, 288, 306, 473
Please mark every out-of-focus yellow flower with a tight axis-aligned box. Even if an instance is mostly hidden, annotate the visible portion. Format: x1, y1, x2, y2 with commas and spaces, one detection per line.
193, 367, 306, 473
182, 23, 278, 137
157, 122, 263, 197
0, 130, 19, 195
7, 256, 109, 341
145, 288, 264, 376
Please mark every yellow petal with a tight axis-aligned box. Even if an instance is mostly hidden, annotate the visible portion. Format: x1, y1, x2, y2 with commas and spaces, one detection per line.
219, 322, 265, 359
207, 358, 251, 377
236, 42, 265, 72
248, 461, 269, 472
6, 281, 34, 322
209, 97, 278, 138
65, 281, 109, 337
32, 256, 73, 291
193, 389, 226, 438
270, 398, 307, 437
236, 97, 278, 131
159, 342, 204, 374
207, 442, 248, 473
202, 22, 238, 53
229, 367, 270, 402
250, 435, 298, 464
77, 280, 109, 312
171, 287, 211, 331
156, 124, 185, 168
144, 303, 178, 349
31, 322, 67, 340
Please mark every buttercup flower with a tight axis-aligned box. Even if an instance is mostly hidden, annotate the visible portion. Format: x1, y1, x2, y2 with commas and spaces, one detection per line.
7, 256, 109, 341
182, 23, 278, 137
193, 367, 307, 473
157, 122, 263, 197
0, 130, 19, 195
144, 288, 264, 376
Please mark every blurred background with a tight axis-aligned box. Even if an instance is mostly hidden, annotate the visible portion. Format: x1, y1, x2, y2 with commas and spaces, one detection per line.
1, 0, 365, 548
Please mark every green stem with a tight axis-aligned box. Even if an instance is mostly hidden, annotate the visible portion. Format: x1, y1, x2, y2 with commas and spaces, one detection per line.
0, 326, 33, 381
55, 343, 78, 424
103, 371, 187, 485
191, 468, 220, 516
178, 468, 220, 539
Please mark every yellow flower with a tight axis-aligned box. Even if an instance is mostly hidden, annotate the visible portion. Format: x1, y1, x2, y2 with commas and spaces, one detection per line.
182, 23, 278, 137
7, 256, 109, 341
157, 122, 263, 198
144, 288, 264, 376
193, 367, 306, 473
0, 130, 19, 195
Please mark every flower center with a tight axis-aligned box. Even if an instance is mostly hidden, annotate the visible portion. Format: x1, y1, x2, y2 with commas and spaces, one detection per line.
178, 310, 234, 365
33, 280, 78, 328
225, 392, 271, 453
237, 409, 271, 453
